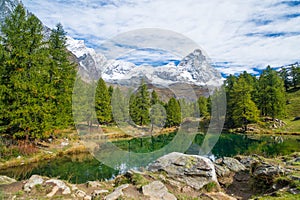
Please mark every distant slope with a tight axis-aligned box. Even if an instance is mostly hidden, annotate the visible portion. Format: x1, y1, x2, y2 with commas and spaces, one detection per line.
286, 88, 300, 119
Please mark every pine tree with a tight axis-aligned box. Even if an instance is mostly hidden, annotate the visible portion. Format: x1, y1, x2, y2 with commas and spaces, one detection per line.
258, 66, 286, 119
150, 90, 159, 105
197, 96, 208, 117
0, 5, 48, 139
48, 23, 76, 128
129, 93, 139, 124
291, 65, 300, 88
111, 87, 129, 124
0, 5, 76, 139
149, 90, 165, 128
280, 67, 291, 91
165, 97, 181, 127
224, 75, 237, 128
231, 77, 260, 130
95, 78, 112, 124
131, 80, 151, 126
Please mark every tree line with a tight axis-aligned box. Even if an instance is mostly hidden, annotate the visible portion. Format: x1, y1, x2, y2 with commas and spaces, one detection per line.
0, 5, 76, 140
94, 79, 211, 129
96, 64, 299, 132
224, 65, 300, 130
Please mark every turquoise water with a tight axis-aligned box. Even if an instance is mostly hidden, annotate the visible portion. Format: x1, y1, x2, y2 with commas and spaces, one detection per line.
0, 133, 299, 184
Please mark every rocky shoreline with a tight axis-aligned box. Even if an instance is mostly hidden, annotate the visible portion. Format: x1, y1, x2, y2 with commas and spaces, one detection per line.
0, 152, 300, 200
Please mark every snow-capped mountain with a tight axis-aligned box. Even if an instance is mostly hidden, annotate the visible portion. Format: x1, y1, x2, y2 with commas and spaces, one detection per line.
1, 0, 222, 87
99, 49, 223, 86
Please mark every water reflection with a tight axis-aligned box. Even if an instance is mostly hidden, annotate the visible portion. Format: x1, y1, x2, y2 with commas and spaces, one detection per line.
0, 133, 299, 184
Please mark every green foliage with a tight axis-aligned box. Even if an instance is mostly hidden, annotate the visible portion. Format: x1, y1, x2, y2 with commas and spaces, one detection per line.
111, 87, 129, 124
0, 5, 76, 140
129, 80, 151, 126
291, 65, 300, 88
197, 96, 208, 117
165, 97, 181, 127
95, 78, 112, 124
150, 91, 166, 128
231, 76, 260, 129
258, 66, 286, 119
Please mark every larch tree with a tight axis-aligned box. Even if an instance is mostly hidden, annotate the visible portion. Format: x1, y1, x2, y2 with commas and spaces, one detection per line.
231, 76, 260, 130
95, 78, 112, 124
165, 97, 181, 127
258, 66, 286, 119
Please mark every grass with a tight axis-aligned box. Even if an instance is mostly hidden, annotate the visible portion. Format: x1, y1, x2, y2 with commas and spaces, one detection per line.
286, 88, 300, 119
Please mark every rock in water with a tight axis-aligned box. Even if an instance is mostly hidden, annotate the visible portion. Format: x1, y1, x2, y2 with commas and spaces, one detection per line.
23, 175, 44, 192
142, 181, 177, 200
148, 152, 218, 190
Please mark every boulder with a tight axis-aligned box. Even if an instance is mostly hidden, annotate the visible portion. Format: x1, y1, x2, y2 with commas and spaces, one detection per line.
252, 163, 285, 181
214, 164, 231, 177
201, 192, 237, 200
215, 157, 246, 172
45, 179, 71, 195
142, 181, 177, 200
76, 190, 87, 198
0, 175, 17, 185
24, 175, 44, 192
104, 184, 129, 200
92, 189, 109, 198
86, 180, 102, 188
148, 152, 218, 190
235, 156, 259, 169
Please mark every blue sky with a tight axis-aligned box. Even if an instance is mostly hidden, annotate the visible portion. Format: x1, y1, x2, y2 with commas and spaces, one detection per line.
23, 0, 300, 75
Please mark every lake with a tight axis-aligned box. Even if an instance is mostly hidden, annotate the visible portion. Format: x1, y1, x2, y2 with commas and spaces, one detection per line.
0, 133, 299, 184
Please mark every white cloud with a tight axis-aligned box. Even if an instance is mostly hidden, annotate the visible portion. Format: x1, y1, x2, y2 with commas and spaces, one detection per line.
22, 0, 300, 75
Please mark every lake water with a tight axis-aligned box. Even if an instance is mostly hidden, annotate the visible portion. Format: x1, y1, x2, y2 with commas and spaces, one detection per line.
1, 133, 299, 184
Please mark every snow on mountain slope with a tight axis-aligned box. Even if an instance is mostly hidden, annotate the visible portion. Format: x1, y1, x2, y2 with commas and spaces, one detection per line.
0, 0, 222, 86
99, 49, 223, 86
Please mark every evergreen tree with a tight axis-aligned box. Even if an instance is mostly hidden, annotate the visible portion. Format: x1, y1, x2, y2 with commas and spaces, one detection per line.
291, 65, 300, 88
48, 23, 76, 128
151, 90, 159, 105
165, 97, 181, 127
0, 5, 48, 139
111, 87, 129, 124
224, 75, 237, 128
132, 81, 151, 126
108, 85, 114, 97
280, 67, 291, 91
258, 66, 286, 119
0, 5, 76, 139
95, 78, 112, 124
231, 77, 260, 130
129, 93, 139, 124
197, 96, 208, 117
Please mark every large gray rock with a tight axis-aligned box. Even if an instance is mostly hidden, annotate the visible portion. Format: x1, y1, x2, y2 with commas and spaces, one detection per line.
142, 181, 177, 200
0, 175, 16, 185
215, 157, 246, 172
23, 175, 44, 192
252, 163, 285, 181
201, 192, 237, 200
104, 184, 129, 200
148, 152, 218, 190
45, 179, 71, 195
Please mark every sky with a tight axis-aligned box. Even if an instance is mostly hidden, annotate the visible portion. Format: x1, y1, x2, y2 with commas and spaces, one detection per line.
22, 0, 300, 75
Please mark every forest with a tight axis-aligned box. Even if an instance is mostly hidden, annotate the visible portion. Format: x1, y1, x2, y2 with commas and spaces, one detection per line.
0, 5, 300, 142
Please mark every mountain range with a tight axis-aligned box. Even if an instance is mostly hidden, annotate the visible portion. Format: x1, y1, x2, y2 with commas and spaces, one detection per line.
0, 0, 223, 88
1, 0, 298, 89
